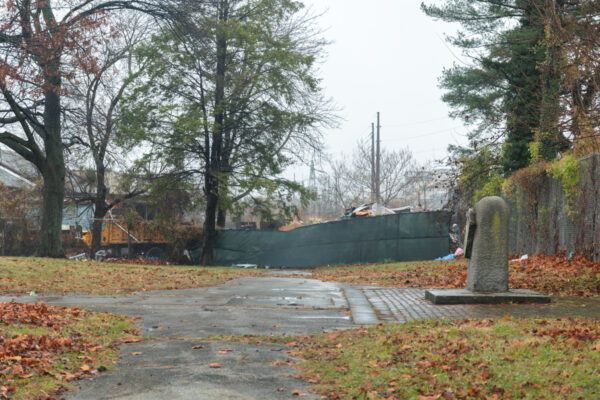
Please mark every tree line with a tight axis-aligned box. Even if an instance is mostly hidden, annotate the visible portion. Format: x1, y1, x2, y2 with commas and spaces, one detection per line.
0, 0, 333, 264
422, 0, 600, 202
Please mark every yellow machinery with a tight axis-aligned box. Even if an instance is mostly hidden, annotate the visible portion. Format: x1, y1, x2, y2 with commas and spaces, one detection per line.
81, 216, 165, 248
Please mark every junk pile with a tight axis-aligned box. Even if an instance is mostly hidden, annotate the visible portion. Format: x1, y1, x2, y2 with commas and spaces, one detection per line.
342, 203, 398, 219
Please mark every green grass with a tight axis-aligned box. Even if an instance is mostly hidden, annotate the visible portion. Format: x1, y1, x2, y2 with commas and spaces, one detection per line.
0, 257, 262, 295
222, 318, 600, 399
285, 318, 600, 399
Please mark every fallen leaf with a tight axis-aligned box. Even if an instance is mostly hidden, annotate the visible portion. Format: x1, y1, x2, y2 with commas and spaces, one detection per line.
122, 338, 143, 344
208, 363, 221, 368
63, 373, 77, 381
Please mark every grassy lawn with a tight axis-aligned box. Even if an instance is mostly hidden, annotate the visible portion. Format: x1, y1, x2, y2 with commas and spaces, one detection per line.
230, 317, 600, 400
0, 257, 262, 295
0, 301, 140, 400
310, 253, 600, 296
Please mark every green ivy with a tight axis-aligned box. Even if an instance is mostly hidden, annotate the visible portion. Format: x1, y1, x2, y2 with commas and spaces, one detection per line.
528, 140, 542, 164
473, 174, 505, 204
502, 162, 550, 203
548, 155, 581, 214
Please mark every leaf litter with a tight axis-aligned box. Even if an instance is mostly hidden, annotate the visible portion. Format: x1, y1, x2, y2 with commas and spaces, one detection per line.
216, 317, 600, 399
0, 301, 139, 399
311, 253, 600, 296
281, 317, 600, 399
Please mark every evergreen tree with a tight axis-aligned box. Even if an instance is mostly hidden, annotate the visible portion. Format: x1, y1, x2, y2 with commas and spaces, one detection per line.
422, 0, 565, 175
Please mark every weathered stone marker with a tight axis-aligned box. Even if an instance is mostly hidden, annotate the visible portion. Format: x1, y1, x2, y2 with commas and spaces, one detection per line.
425, 196, 550, 305
466, 196, 509, 292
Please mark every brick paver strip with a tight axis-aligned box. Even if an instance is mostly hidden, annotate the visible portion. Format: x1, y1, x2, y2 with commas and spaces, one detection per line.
364, 288, 600, 322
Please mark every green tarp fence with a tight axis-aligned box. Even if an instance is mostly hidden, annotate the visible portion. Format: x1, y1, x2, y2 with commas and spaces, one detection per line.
195, 211, 450, 268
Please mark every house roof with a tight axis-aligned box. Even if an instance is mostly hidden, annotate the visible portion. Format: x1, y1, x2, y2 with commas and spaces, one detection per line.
0, 146, 37, 188
0, 165, 33, 188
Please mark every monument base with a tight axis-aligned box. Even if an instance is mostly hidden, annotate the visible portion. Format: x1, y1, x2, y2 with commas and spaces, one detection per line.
425, 289, 551, 305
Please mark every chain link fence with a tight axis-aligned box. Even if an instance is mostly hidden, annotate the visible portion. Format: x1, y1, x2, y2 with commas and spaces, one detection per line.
0, 217, 40, 256
508, 153, 600, 260
0, 216, 92, 257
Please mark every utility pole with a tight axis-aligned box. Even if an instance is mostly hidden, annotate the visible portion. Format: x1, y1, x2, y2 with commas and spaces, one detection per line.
376, 112, 381, 204
371, 123, 375, 203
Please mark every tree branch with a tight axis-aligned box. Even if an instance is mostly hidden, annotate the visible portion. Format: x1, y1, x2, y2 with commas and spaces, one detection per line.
0, 131, 36, 163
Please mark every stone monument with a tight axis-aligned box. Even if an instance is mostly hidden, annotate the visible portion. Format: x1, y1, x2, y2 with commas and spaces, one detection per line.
425, 196, 550, 305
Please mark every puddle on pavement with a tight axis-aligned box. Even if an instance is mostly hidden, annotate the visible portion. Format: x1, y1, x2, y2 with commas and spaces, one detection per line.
265, 270, 313, 276
293, 315, 350, 320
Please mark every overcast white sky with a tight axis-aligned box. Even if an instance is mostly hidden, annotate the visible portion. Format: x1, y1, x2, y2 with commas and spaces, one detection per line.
296, 0, 469, 181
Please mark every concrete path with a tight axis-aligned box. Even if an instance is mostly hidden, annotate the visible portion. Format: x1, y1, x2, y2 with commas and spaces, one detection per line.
3, 277, 353, 400
3, 276, 600, 399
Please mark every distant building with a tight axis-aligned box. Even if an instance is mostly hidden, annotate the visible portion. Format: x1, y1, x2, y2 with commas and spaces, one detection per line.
0, 147, 38, 188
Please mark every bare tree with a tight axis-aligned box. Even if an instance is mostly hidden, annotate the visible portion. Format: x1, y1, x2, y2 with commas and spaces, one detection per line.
324, 141, 417, 212
328, 157, 366, 211
0, 0, 173, 257
404, 162, 453, 212
63, 13, 152, 258
353, 141, 416, 206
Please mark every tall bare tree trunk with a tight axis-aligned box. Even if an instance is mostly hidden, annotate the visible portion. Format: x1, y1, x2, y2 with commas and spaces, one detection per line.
38, 75, 65, 258
217, 209, 226, 228
90, 167, 109, 259
201, 186, 219, 265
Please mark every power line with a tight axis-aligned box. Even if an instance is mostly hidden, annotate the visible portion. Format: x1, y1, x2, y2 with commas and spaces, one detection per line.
413, 147, 449, 155
436, 33, 471, 67
383, 126, 466, 141
383, 116, 453, 127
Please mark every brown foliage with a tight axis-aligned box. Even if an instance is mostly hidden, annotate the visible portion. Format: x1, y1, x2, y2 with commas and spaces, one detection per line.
509, 253, 600, 296
0, 1, 116, 95
0, 301, 122, 399
284, 318, 600, 400
312, 253, 600, 297
0, 301, 76, 328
